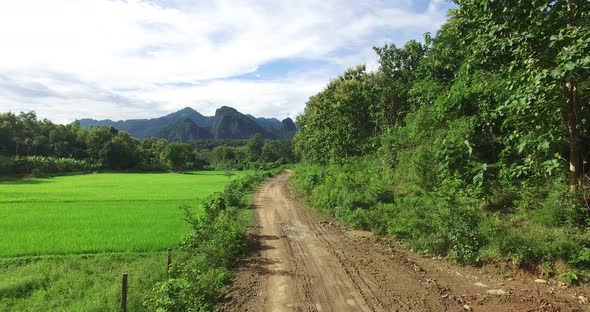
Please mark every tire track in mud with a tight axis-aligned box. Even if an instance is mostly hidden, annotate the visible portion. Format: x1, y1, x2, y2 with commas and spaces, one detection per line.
246, 171, 453, 312
221, 171, 588, 312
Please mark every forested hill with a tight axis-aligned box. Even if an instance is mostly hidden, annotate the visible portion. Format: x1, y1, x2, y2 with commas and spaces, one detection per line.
293, 1, 590, 274
79, 106, 297, 141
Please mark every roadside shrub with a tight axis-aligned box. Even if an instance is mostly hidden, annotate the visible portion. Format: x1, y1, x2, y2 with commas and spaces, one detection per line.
295, 160, 482, 264
294, 151, 590, 270
291, 163, 325, 193
146, 170, 276, 311
478, 217, 583, 269
572, 247, 590, 270
295, 158, 394, 221
386, 184, 481, 264
560, 271, 580, 286
346, 203, 395, 235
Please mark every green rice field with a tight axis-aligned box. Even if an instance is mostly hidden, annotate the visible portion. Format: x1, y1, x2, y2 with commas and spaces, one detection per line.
0, 171, 248, 311
0, 171, 247, 257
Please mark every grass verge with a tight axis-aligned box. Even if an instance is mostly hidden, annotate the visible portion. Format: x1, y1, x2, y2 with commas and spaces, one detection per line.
146, 168, 283, 311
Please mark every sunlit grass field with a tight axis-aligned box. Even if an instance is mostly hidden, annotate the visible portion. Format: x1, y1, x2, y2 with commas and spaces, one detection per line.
0, 171, 248, 257
0, 253, 170, 312
0, 170, 252, 311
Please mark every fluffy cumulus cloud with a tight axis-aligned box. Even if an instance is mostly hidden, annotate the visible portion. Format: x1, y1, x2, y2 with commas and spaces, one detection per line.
0, 0, 454, 123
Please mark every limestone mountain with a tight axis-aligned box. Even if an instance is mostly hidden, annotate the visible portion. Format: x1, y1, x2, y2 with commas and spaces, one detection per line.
154, 118, 213, 142
78, 106, 296, 142
279, 117, 298, 139
79, 107, 212, 139
211, 106, 272, 139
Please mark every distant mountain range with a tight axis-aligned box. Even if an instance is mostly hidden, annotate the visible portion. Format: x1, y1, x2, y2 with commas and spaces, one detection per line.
78, 106, 297, 142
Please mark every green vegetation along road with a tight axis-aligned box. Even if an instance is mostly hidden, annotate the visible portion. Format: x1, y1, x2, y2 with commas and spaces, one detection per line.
223, 171, 588, 312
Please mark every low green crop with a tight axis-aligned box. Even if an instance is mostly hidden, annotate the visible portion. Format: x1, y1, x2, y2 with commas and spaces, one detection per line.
0, 171, 250, 257
0, 170, 253, 312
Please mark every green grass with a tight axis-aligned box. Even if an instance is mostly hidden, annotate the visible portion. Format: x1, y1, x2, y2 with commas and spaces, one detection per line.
0, 171, 249, 257
0, 252, 173, 312
0, 170, 252, 311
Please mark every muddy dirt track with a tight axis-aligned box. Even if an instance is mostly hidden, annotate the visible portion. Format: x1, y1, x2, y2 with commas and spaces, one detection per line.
221, 171, 589, 312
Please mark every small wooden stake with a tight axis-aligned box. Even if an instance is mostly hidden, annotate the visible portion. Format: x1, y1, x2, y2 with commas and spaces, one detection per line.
121, 273, 128, 312
166, 248, 172, 273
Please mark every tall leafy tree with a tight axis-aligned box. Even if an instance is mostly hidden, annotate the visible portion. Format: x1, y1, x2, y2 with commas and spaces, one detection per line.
139, 137, 168, 169
246, 133, 265, 162
106, 132, 139, 169
86, 126, 118, 165
454, 0, 590, 191
295, 65, 379, 163
162, 143, 193, 172
373, 40, 427, 129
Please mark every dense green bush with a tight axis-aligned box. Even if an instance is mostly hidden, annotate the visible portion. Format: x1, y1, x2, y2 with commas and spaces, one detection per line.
0, 155, 15, 174
0, 156, 100, 175
291, 0, 590, 276
145, 169, 281, 311
293, 160, 589, 268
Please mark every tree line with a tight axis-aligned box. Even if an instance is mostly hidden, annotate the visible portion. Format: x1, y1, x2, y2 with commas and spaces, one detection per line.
0, 111, 295, 174
293, 0, 590, 273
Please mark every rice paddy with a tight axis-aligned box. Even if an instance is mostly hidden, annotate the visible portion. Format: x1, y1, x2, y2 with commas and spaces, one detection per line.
0, 171, 248, 311
0, 171, 246, 257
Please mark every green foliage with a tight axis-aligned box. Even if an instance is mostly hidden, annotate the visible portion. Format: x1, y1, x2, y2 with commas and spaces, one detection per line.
292, 0, 590, 274
293, 162, 482, 264
292, 158, 393, 220
86, 125, 119, 164
373, 40, 427, 127
208, 137, 296, 170
246, 133, 265, 161
209, 145, 243, 170
1, 156, 100, 175
138, 137, 168, 171
560, 271, 580, 286
161, 143, 194, 172
572, 248, 590, 269
0, 253, 169, 312
261, 140, 296, 164
1, 111, 294, 174
454, 0, 590, 181
294, 158, 589, 268
107, 132, 140, 169
294, 65, 380, 163
146, 170, 278, 311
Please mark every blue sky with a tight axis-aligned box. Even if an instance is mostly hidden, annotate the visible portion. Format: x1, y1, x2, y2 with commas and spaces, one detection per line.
0, 0, 455, 123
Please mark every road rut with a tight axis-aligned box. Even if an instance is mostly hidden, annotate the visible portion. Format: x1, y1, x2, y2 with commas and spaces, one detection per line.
222, 171, 588, 312
245, 171, 450, 311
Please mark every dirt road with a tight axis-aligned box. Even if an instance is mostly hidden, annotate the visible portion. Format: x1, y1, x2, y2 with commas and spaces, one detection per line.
222, 171, 588, 312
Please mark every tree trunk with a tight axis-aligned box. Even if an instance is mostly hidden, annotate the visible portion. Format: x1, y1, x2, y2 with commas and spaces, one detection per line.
566, 0, 582, 193
567, 79, 582, 192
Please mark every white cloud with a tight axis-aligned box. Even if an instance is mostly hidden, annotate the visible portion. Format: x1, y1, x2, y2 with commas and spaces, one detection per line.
0, 0, 453, 124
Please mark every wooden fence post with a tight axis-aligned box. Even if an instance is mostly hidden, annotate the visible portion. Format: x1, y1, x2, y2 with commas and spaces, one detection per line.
121, 273, 128, 312
167, 248, 172, 273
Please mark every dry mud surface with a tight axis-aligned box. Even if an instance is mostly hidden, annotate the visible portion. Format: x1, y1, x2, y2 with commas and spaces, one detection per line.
221, 171, 589, 312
